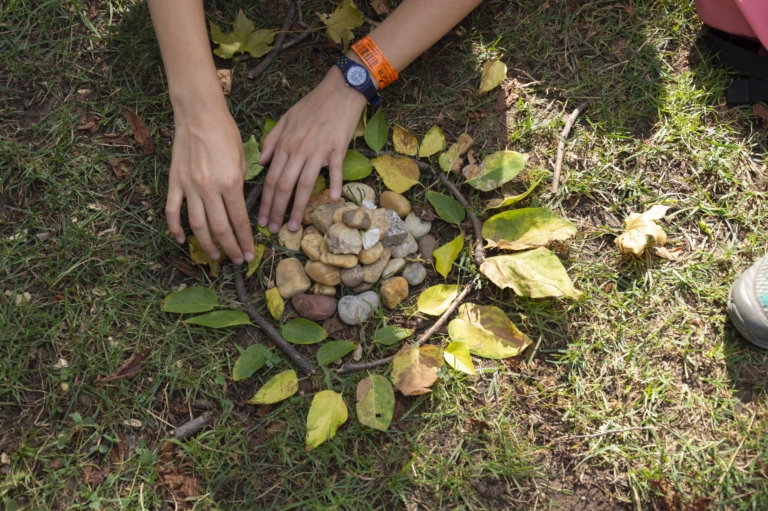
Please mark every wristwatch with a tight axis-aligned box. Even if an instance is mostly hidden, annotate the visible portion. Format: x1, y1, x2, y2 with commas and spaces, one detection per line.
335, 56, 382, 107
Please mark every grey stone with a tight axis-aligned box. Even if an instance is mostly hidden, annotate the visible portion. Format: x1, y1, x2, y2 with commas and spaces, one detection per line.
341, 265, 364, 287
381, 210, 408, 247
382, 257, 405, 279
390, 234, 418, 258
310, 203, 348, 234
342, 183, 375, 204
402, 263, 427, 286
338, 291, 379, 325
418, 234, 438, 263
404, 212, 431, 239
324, 223, 363, 255
362, 247, 392, 283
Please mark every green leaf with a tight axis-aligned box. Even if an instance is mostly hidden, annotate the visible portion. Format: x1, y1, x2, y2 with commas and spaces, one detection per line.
281, 318, 327, 344
210, 9, 275, 59
371, 155, 420, 194
312, 175, 326, 196
448, 303, 531, 359
416, 284, 460, 316
393, 125, 418, 156
373, 326, 412, 346
426, 191, 465, 225
306, 390, 348, 449
256, 224, 271, 236
356, 374, 395, 431
233, 344, 269, 381
391, 344, 442, 396
478, 59, 507, 94
482, 208, 577, 250
260, 118, 277, 149
438, 143, 461, 173
443, 341, 475, 374
316, 0, 364, 53
486, 178, 543, 209
418, 125, 446, 158
480, 248, 581, 298
243, 135, 264, 180
162, 287, 218, 314
364, 109, 388, 153
342, 150, 373, 181
316, 341, 357, 365
433, 235, 463, 278
185, 310, 251, 328
246, 243, 267, 278
250, 370, 299, 404
466, 151, 527, 192
265, 287, 284, 321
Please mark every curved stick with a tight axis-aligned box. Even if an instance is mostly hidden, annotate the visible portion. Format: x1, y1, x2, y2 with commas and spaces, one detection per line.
336, 285, 472, 374
247, 2, 297, 81
551, 100, 589, 193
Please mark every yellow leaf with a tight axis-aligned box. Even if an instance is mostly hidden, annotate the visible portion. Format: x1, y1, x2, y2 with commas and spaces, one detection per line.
246, 243, 266, 277
417, 284, 460, 316
443, 341, 475, 374
448, 304, 531, 359
189, 235, 223, 277
317, 0, 364, 53
614, 205, 669, 256
306, 390, 348, 449
478, 59, 507, 94
210, 9, 275, 59
418, 125, 446, 158
391, 344, 442, 396
249, 370, 298, 404
433, 235, 463, 278
371, 155, 420, 193
265, 287, 284, 320
393, 125, 418, 156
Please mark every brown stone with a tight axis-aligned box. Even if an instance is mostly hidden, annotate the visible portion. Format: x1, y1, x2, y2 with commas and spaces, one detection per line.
277, 223, 303, 251
300, 226, 324, 261
310, 203, 349, 234
341, 265, 364, 287
275, 258, 311, 298
358, 242, 383, 265
369, 209, 391, 240
380, 191, 411, 218
380, 277, 409, 309
418, 234, 438, 263
362, 247, 392, 283
305, 261, 342, 286
342, 208, 371, 229
312, 283, 337, 296
333, 205, 358, 224
291, 294, 337, 321
303, 189, 344, 224
324, 223, 363, 255
352, 282, 374, 293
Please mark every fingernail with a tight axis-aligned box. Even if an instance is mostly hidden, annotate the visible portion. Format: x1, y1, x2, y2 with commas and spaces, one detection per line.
258, 216, 268, 226
211, 251, 220, 260
269, 223, 279, 233
232, 257, 244, 265
244, 252, 254, 262
289, 220, 299, 231
330, 190, 340, 200
175, 236, 185, 244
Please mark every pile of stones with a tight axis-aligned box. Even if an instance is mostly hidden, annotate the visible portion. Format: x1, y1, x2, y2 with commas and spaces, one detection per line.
272, 183, 439, 326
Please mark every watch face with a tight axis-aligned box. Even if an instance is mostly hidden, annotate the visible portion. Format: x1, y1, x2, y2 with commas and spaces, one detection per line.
346, 66, 367, 87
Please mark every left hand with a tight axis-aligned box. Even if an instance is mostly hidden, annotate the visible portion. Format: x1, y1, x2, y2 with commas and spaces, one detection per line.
257, 66, 368, 233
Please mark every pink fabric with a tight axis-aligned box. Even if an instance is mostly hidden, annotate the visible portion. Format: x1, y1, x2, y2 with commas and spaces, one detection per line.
696, 0, 768, 49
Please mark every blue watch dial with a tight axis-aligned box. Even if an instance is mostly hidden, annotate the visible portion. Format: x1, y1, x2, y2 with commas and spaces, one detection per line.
346, 66, 367, 87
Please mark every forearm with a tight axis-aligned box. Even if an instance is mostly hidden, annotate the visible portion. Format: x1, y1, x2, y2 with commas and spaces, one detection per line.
147, 0, 225, 112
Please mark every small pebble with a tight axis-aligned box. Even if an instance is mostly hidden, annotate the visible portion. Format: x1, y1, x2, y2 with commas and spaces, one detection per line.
380, 191, 411, 218
404, 212, 431, 239
382, 257, 405, 278
390, 234, 418, 258
418, 234, 438, 263
380, 277, 409, 309
341, 265, 364, 287
402, 263, 427, 286
338, 291, 379, 325
342, 183, 376, 204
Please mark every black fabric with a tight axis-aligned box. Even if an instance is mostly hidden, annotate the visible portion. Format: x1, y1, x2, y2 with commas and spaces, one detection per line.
706, 28, 768, 105
727, 79, 768, 104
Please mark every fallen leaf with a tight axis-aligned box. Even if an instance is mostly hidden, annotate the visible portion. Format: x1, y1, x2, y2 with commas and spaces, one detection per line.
356, 374, 395, 431
419, 125, 446, 157
482, 208, 577, 250
448, 304, 531, 359
217, 69, 231, 95
261, 118, 277, 148
438, 142, 462, 173
233, 344, 269, 381
372, 155, 420, 193
443, 341, 475, 374
109, 158, 133, 180
317, 0, 364, 53
185, 310, 251, 328
462, 163, 481, 181
391, 344, 442, 396
122, 418, 142, 428
162, 286, 218, 314
282, 318, 327, 344
485, 178, 542, 209
411, 205, 436, 222
342, 150, 373, 180
250, 370, 299, 404
306, 390, 348, 449
161, 472, 199, 500
96, 348, 151, 383
456, 133, 473, 154
83, 463, 111, 486
369, 0, 390, 15
265, 287, 284, 320
426, 191, 465, 225
417, 284, 460, 316
466, 151, 527, 191
614, 205, 669, 256
316, 341, 357, 365
494, 80, 520, 114
189, 235, 222, 277
364, 109, 388, 153
433, 235, 463, 278
245, 243, 266, 277
393, 125, 418, 156
654, 245, 683, 261
478, 59, 507, 94
243, 135, 264, 180
373, 325, 412, 345
119, 106, 154, 155
210, 9, 275, 59
480, 248, 581, 299
98, 133, 134, 146
754, 103, 768, 123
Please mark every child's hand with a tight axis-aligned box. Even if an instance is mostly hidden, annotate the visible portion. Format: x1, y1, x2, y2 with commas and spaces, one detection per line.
166, 102, 255, 264
257, 66, 368, 233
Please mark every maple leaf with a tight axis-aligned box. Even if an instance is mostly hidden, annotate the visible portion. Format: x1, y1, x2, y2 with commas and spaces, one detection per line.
614, 205, 669, 256
210, 9, 275, 59
317, 0, 364, 52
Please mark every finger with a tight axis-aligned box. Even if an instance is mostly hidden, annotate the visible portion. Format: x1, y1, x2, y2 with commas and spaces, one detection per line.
187, 194, 220, 260
288, 155, 325, 231
328, 144, 345, 202
268, 154, 305, 233
224, 188, 255, 262
166, 176, 185, 243
258, 143, 290, 228
258, 116, 287, 165
205, 194, 245, 264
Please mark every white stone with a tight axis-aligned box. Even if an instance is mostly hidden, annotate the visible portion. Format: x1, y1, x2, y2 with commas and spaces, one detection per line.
390, 234, 418, 258
338, 291, 379, 325
405, 212, 432, 239
362, 199, 377, 210
402, 263, 427, 286
382, 258, 405, 279
362, 228, 380, 250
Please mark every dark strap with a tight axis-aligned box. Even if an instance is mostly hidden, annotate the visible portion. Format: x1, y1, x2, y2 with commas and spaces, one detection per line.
727, 79, 768, 104
708, 30, 768, 80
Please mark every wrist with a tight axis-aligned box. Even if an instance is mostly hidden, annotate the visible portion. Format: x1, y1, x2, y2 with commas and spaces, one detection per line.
324, 64, 370, 110
168, 76, 227, 116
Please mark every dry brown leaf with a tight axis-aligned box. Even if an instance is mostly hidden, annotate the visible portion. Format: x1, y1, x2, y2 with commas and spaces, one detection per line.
654, 246, 683, 261
162, 472, 199, 499
217, 69, 232, 96
109, 158, 133, 180
95, 348, 152, 383
494, 79, 520, 114
174, 261, 200, 278
411, 205, 436, 222
369, 0, 390, 15
754, 103, 768, 123
119, 105, 155, 155
467, 150, 476, 165
614, 205, 669, 256
83, 463, 111, 486
462, 163, 481, 181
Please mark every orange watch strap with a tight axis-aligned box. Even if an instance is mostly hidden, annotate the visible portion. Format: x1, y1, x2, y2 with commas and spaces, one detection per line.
351, 36, 399, 89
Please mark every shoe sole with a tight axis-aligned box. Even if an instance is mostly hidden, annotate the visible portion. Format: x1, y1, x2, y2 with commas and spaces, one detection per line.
728, 258, 768, 350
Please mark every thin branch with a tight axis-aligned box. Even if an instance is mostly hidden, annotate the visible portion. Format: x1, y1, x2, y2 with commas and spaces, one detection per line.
336, 285, 472, 374
247, 2, 297, 81
245, 185, 263, 213
172, 411, 214, 440
551, 100, 589, 193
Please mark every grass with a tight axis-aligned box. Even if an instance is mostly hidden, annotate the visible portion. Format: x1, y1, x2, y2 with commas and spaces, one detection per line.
2, 0, 767, 509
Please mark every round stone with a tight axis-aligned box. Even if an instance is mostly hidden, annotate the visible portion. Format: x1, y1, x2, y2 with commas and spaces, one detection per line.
404, 212, 431, 239
324, 223, 363, 255
359, 242, 383, 265
379, 191, 411, 218
390, 234, 418, 258
300, 226, 325, 261
380, 277, 409, 309
305, 261, 342, 286
418, 234, 438, 263
342, 208, 371, 229
303, 189, 344, 225
402, 262, 427, 286
382, 257, 405, 279
341, 265, 364, 287
338, 291, 379, 325
291, 294, 337, 321
277, 223, 303, 251
342, 182, 376, 205
275, 258, 311, 298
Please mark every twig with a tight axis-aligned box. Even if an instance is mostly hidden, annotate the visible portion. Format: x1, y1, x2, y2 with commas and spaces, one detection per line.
234, 271, 315, 375
336, 285, 472, 373
245, 184, 263, 213
247, 2, 297, 80
279, 30, 312, 51
172, 411, 213, 440
556, 426, 651, 442
551, 99, 589, 193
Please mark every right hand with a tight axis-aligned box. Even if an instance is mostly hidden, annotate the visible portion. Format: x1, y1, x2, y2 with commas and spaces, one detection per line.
166, 100, 255, 265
